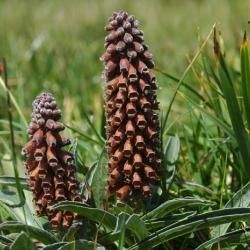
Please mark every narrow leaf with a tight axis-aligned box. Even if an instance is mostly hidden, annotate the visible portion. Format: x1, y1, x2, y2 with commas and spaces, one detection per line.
91, 150, 108, 209
240, 32, 250, 129
53, 201, 116, 230
0, 221, 57, 244
10, 232, 36, 250
126, 214, 148, 241
163, 136, 180, 191
211, 181, 250, 238
43, 243, 67, 250
142, 197, 213, 220
129, 208, 250, 249
215, 31, 250, 175
0, 176, 28, 190
196, 228, 250, 250
57, 240, 105, 250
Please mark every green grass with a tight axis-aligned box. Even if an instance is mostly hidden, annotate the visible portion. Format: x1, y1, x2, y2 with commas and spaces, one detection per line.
0, 0, 250, 249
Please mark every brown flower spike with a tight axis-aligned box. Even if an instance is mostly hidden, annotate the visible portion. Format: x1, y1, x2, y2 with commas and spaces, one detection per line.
102, 11, 160, 200
22, 93, 81, 228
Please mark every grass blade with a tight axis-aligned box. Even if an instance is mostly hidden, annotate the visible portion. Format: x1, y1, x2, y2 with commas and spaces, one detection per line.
0, 77, 27, 127
0, 60, 25, 208
82, 108, 105, 145
161, 23, 216, 133
155, 68, 212, 109
214, 30, 250, 176
240, 31, 250, 129
65, 124, 103, 146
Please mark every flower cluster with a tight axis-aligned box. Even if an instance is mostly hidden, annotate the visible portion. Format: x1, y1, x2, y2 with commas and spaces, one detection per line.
102, 11, 160, 200
22, 93, 81, 228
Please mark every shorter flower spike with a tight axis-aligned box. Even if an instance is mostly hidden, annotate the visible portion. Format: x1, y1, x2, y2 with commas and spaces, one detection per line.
22, 92, 82, 228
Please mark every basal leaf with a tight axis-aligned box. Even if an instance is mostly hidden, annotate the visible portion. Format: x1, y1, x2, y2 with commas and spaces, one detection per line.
196, 228, 250, 250
211, 181, 250, 238
142, 197, 213, 220
125, 214, 148, 241
53, 201, 116, 230
57, 240, 105, 250
10, 232, 36, 250
129, 208, 250, 249
0, 221, 57, 244
91, 150, 109, 209
0, 176, 28, 190
163, 135, 180, 191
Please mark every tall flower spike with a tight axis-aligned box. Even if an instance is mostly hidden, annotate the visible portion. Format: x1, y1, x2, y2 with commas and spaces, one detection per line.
102, 11, 160, 201
22, 93, 82, 228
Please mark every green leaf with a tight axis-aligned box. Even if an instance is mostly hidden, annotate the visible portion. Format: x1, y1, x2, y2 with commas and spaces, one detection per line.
0, 176, 28, 190
57, 240, 105, 250
91, 150, 109, 209
144, 211, 196, 231
0, 77, 27, 127
66, 124, 103, 146
81, 161, 97, 199
126, 214, 148, 241
196, 228, 250, 250
211, 181, 250, 238
142, 197, 213, 220
118, 213, 126, 250
240, 32, 250, 129
0, 235, 12, 245
10, 232, 36, 250
216, 38, 250, 176
0, 201, 19, 221
155, 69, 211, 108
178, 91, 235, 139
100, 212, 129, 243
0, 235, 12, 250
163, 135, 180, 191
0, 242, 8, 250
100, 212, 148, 244
0, 191, 42, 228
0, 221, 57, 244
129, 208, 250, 249
82, 108, 105, 145
53, 201, 116, 230
43, 243, 66, 250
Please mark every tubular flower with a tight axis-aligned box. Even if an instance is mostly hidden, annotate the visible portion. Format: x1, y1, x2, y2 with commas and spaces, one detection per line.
22, 92, 81, 228
102, 11, 160, 200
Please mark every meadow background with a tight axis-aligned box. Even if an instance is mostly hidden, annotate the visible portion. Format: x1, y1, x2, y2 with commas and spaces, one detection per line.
0, 0, 250, 249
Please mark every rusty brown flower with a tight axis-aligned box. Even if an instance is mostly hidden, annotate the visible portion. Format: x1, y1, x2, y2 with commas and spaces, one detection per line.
22, 92, 81, 228
102, 11, 160, 201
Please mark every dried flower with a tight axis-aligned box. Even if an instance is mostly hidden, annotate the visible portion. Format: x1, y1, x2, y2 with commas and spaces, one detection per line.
22, 92, 81, 228
102, 11, 160, 200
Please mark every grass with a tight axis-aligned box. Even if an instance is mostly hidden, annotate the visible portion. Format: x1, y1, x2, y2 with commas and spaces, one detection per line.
0, 0, 250, 249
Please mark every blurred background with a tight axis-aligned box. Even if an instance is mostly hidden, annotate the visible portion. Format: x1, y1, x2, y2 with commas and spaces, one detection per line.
0, 0, 249, 171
